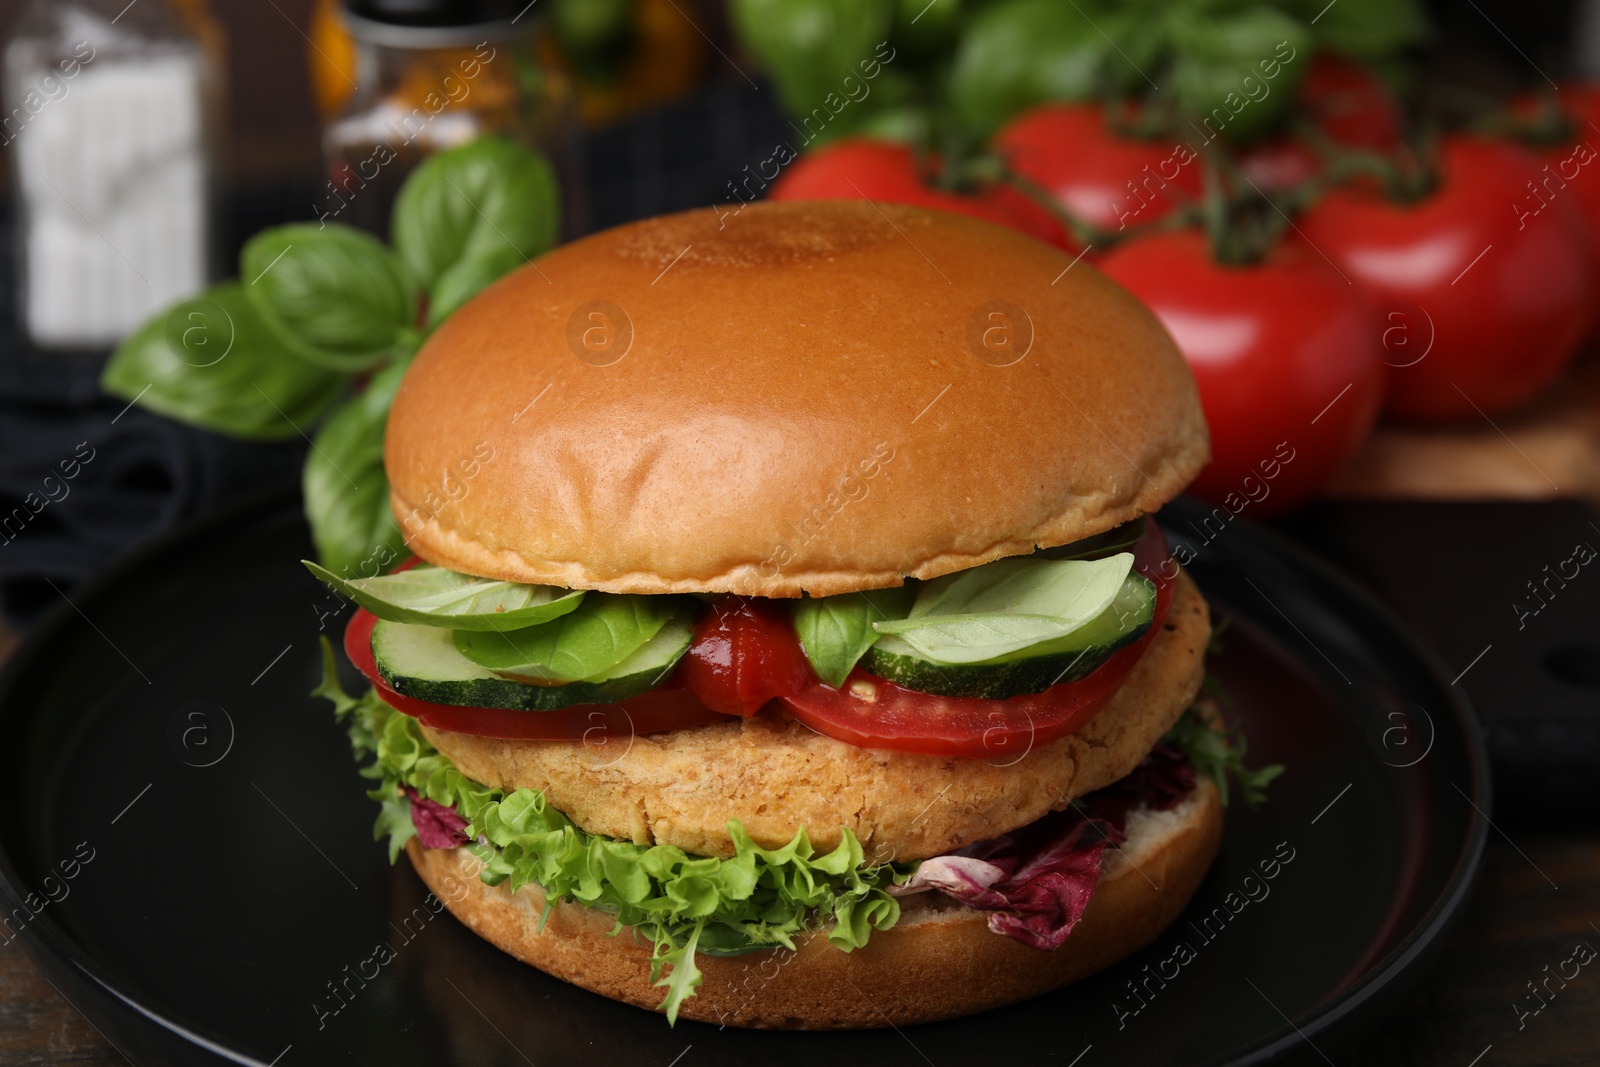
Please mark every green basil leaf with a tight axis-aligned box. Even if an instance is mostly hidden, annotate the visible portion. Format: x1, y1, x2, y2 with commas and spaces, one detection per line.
422, 244, 526, 328
1166, 6, 1311, 142
303, 362, 408, 577
453, 593, 685, 683
890, 0, 964, 63
729, 0, 894, 144
241, 224, 417, 372
947, 0, 1110, 136
794, 587, 914, 687
391, 137, 560, 324
302, 560, 586, 631
872, 553, 1134, 664
101, 282, 347, 442
1282, 0, 1429, 60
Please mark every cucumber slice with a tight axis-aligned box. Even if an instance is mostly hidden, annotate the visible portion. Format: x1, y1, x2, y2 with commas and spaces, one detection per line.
372, 617, 694, 711
862, 575, 1155, 699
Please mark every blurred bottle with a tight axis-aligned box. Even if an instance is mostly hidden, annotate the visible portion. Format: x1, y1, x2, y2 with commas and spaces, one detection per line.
3, 0, 222, 350
319, 0, 582, 239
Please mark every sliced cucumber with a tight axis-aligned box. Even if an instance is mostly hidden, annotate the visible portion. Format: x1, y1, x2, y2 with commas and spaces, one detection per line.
862, 575, 1155, 699
372, 617, 694, 711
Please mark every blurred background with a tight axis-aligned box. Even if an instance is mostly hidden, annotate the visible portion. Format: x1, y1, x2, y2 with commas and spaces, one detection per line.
0, 0, 1596, 626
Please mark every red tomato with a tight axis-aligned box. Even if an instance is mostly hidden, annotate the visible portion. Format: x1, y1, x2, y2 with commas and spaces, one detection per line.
1239, 138, 1320, 192
1299, 136, 1593, 421
673, 597, 814, 717
1299, 53, 1403, 152
1512, 84, 1600, 327
778, 523, 1177, 758
1241, 55, 1402, 193
342, 608, 729, 740
767, 139, 1068, 249
992, 103, 1203, 247
1099, 230, 1385, 514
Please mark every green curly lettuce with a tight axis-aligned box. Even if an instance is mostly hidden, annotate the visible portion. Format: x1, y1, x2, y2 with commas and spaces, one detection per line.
1161, 701, 1283, 807
315, 639, 905, 1023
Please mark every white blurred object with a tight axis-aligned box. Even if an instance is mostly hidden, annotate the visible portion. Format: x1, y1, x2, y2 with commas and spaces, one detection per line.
4, 1, 216, 349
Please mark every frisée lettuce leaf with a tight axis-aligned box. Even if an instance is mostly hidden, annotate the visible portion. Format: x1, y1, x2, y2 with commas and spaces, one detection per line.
316, 639, 906, 1024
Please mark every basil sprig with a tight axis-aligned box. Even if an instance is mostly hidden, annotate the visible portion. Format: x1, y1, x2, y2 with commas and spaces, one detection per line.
242, 225, 418, 372
303, 560, 585, 632
793, 587, 915, 687
102, 283, 346, 441
453, 594, 689, 683
871, 553, 1135, 665
101, 136, 562, 580
391, 137, 560, 327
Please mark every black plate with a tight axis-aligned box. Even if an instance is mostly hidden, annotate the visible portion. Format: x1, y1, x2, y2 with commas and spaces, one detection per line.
0, 491, 1488, 1067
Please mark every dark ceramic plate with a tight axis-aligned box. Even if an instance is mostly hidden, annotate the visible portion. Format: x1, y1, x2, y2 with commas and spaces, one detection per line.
0, 490, 1488, 1067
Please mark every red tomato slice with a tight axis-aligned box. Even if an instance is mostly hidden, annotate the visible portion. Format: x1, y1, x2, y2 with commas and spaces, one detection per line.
777, 523, 1178, 758
341, 607, 729, 740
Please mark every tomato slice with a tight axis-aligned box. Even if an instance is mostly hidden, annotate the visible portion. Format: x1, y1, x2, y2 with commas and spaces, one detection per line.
341, 607, 729, 740
777, 523, 1177, 758
672, 597, 814, 717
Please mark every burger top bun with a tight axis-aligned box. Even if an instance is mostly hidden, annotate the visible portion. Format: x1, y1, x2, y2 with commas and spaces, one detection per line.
385, 200, 1208, 597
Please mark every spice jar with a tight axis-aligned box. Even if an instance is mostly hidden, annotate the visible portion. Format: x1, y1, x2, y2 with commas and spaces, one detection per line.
320, 0, 581, 238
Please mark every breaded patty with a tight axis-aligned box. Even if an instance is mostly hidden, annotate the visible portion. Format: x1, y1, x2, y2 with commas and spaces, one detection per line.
424, 568, 1210, 863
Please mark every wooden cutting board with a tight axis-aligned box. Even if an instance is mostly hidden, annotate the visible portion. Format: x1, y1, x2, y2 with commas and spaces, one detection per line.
1328, 348, 1600, 500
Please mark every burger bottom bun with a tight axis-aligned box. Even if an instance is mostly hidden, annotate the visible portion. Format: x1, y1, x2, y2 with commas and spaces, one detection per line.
405, 777, 1223, 1029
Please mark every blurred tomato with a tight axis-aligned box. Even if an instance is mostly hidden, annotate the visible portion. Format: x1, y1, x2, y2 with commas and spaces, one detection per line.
1240, 138, 1320, 192
991, 104, 1204, 250
1299, 137, 1593, 422
1100, 231, 1385, 516
768, 139, 1068, 248
1512, 84, 1600, 326
1241, 54, 1402, 193
1300, 53, 1403, 152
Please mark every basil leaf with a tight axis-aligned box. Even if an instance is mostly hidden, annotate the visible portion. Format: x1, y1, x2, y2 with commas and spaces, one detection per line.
1166, 6, 1311, 143
303, 561, 585, 631
872, 553, 1134, 664
241, 224, 417, 372
730, 0, 894, 144
453, 594, 686, 683
101, 283, 347, 442
391, 137, 560, 327
794, 587, 914, 687
1284, 0, 1429, 60
948, 0, 1109, 136
303, 362, 407, 577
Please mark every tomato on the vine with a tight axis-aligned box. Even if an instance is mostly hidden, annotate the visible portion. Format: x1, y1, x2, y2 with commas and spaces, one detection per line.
1299, 53, 1403, 152
1241, 54, 1403, 192
991, 103, 1203, 249
1512, 84, 1600, 327
1099, 230, 1385, 515
1299, 136, 1593, 421
767, 139, 1068, 249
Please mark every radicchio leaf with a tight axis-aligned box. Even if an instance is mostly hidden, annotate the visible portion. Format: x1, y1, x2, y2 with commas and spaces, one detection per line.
403, 785, 470, 849
896, 743, 1198, 950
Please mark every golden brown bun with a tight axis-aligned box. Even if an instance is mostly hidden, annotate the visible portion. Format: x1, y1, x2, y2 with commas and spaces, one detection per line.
386, 201, 1208, 597
425, 567, 1208, 862
407, 776, 1223, 1028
